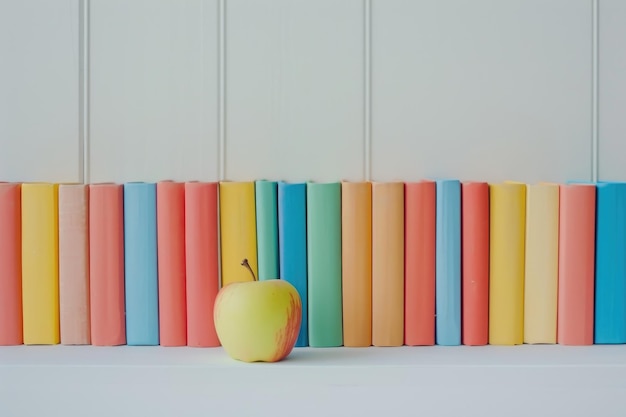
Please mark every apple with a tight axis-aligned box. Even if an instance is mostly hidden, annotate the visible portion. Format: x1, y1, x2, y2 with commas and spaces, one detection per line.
213, 258, 302, 363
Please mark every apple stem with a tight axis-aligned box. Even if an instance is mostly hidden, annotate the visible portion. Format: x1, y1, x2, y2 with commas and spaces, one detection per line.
241, 258, 257, 281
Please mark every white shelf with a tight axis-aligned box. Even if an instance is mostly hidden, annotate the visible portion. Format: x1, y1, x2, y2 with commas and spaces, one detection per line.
2, 345, 625, 416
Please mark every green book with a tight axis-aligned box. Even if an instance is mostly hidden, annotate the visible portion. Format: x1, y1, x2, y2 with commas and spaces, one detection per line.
307, 182, 343, 347
255, 180, 279, 280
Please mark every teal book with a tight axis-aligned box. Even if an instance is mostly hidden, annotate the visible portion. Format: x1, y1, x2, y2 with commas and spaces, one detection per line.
278, 182, 308, 347
595, 182, 626, 343
307, 182, 342, 347
255, 180, 279, 280
123, 182, 159, 346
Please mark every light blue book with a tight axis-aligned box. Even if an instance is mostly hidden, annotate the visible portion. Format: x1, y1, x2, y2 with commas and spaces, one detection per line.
124, 182, 159, 346
595, 181, 626, 343
278, 182, 308, 346
435, 179, 461, 346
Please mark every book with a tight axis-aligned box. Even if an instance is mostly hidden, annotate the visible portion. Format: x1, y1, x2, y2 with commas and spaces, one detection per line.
524, 183, 559, 344
157, 181, 187, 346
219, 182, 258, 285
185, 182, 220, 347
58, 184, 91, 345
557, 183, 596, 345
0, 183, 22, 345
341, 181, 372, 347
435, 179, 461, 346
461, 182, 489, 346
124, 182, 159, 346
89, 184, 126, 346
489, 182, 526, 345
277, 181, 308, 347
594, 182, 626, 344
21, 183, 59, 344
307, 182, 342, 347
372, 182, 405, 347
405, 181, 435, 346
256, 180, 279, 281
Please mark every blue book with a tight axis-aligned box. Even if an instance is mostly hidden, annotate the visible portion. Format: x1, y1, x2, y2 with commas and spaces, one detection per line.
278, 182, 308, 346
255, 180, 279, 281
595, 182, 626, 344
123, 182, 159, 346
435, 179, 461, 345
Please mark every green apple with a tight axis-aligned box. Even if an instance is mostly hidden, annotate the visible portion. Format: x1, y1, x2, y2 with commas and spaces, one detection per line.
214, 259, 302, 363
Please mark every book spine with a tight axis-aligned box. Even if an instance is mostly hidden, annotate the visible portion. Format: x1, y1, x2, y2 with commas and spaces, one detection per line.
489, 182, 526, 345
59, 184, 91, 345
219, 182, 258, 285
341, 181, 372, 347
461, 182, 489, 346
157, 181, 187, 346
89, 184, 126, 346
307, 182, 342, 347
278, 182, 308, 347
435, 179, 461, 346
405, 181, 436, 346
185, 182, 220, 347
256, 180, 279, 281
0, 183, 22, 345
557, 184, 596, 345
21, 183, 59, 344
524, 183, 559, 344
594, 182, 626, 343
372, 182, 405, 347
124, 182, 159, 346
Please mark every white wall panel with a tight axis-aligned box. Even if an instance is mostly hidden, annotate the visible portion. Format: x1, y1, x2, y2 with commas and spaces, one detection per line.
0, 0, 80, 183
89, 0, 219, 183
225, 0, 364, 182
371, 0, 592, 183
598, 0, 626, 181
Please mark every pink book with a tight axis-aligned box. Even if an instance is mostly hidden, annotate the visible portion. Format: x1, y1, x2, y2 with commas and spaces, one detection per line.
185, 182, 220, 347
157, 181, 187, 346
0, 183, 22, 345
404, 181, 436, 346
89, 184, 126, 346
557, 183, 596, 345
58, 184, 91, 345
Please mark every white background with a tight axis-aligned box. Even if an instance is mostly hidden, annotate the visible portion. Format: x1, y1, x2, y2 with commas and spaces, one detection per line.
2, 0, 623, 185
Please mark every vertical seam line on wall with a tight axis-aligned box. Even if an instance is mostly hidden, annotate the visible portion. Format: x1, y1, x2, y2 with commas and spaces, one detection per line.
364, 0, 372, 181
79, 0, 90, 184
218, 0, 226, 181
592, 0, 599, 182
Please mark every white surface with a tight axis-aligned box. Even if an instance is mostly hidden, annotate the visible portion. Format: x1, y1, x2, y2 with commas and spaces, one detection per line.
1, 345, 626, 416
225, 0, 364, 182
371, 0, 593, 183
89, 0, 219, 183
0, 0, 80, 183
599, 0, 626, 181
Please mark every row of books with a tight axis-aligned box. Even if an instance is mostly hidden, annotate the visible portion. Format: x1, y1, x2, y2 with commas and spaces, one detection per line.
0, 179, 620, 347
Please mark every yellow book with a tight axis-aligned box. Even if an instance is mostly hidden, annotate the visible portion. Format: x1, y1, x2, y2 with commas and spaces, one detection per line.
219, 182, 258, 286
524, 183, 559, 344
21, 183, 60, 344
489, 182, 526, 345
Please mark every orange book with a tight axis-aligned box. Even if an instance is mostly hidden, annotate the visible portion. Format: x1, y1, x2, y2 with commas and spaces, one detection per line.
0, 183, 22, 345
372, 182, 404, 346
58, 184, 91, 345
558, 183, 596, 345
404, 181, 436, 346
461, 182, 489, 346
341, 181, 372, 347
185, 182, 220, 347
157, 181, 187, 346
89, 184, 126, 346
